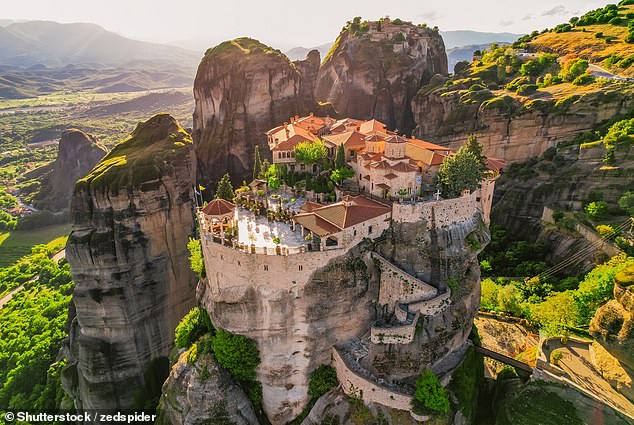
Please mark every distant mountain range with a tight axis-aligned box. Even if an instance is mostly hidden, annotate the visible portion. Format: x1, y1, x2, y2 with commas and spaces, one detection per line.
0, 21, 200, 68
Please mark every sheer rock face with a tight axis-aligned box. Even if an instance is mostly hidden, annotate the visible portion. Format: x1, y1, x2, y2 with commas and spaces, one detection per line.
197, 216, 487, 424
412, 87, 633, 163
315, 23, 447, 134
33, 129, 107, 211
192, 38, 318, 185
62, 114, 197, 416
158, 350, 259, 425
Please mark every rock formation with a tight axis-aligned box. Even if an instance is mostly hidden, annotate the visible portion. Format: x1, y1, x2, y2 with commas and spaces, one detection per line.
315, 19, 447, 134
62, 114, 197, 417
33, 129, 107, 211
590, 264, 634, 401
412, 80, 633, 162
158, 350, 259, 425
196, 208, 488, 424
193, 38, 318, 185
293, 49, 321, 115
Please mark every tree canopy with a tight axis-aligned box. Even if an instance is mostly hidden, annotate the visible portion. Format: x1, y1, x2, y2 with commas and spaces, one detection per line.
436, 137, 486, 197
215, 173, 235, 201
294, 140, 327, 165
412, 370, 450, 414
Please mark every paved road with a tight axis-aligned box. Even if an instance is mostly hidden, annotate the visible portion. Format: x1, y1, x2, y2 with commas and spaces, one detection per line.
587, 64, 628, 81
0, 286, 23, 309
51, 249, 66, 263
545, 339, 634, 418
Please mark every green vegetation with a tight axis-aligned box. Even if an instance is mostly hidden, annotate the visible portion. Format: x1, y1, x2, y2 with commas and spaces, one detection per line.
412, 370, 450, 414
584, 200, 609, 219
253, 146, 263, 182
449, 346, 483, 419
0, 224, 70, 268
76, 113, 192, 195
618, 191, 634, 216
187, 238, 205, 279
294, 140, 328, 165
174, 307, 213, 349
203, 37, 283, 62
211, 328, 260, 381
0, 243, 74, 412
215, 173, 235, 201
308, 365, 339, 398
436, 136, 487, 197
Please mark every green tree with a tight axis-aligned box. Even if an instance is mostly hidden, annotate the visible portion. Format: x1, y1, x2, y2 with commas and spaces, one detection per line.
211, 329, 260, 381
175, 307, 214, 348
412, 370, 450, 414
584, 201, 609, 219
497, 284, 523, 316
335, 144, 346, 169
253, 145, 262, 182
480, 278, 500, 310
436, 147, 484, 198
530, 291, 579, 336
463, 135, 488, 173
560, 58, 589, 82
308, 365, 339, 398
187, 238, 205, 279
215, 173, 235, 201
294, 140, 328, 165
330, 167, 354, 183
619, 191, 634, 217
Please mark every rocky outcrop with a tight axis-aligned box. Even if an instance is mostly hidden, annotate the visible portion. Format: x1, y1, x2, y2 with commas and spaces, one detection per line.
193, 38, 318, 185
315, 20, 447, 134
62, 114, 197, 418
158, 350, 259, 425
33, 129, 107, 211
412, 83, 633, 162
590, 264, 634, 396
293, 49, 321, 115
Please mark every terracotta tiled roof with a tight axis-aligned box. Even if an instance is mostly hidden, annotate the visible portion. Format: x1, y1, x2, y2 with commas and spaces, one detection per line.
376, 183, 391, 190
202, 198, 235, 216
300, 201, 323, 212
364, 134, 385, 142
293, 195, 391, 236
363, 175, 371, 180
406, 143, 447, 166
486, 157, 506, 171
408, 138, 451, 152
271, 134, 313, 151
385, 135, 407, 144
384, 173, 398, 180
359, 119, 388, 134
322, 131, 366, 150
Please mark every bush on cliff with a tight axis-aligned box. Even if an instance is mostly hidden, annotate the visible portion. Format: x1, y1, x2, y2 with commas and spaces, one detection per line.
187, 238, 205, 279
308, 365, 339, 398
174, 307, 214, 349
412, 370, 450, 414
211, 328, 260, 381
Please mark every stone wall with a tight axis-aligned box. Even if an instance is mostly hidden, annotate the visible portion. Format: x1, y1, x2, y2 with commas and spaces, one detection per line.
409, 291, 451, 316
370, 312, 420, 344
392, 191, 479, 229
373, 253, 437, 307
331, 348, 413, 412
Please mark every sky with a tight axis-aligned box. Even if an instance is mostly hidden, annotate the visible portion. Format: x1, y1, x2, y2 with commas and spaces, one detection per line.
2, 0, 609, 49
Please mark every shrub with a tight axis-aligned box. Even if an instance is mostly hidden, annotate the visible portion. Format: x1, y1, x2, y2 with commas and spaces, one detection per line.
596, 224, 619, 238
187, 238, 205, 279
516, 84, 538, 95
584, 201, 609, 219
572, 74, 595, 85
619, 191, 634, 216
560, 58, 589, 82
175, 307, 214, 348
554, 24, 572, 33
308, 365, 339, 399
394, 32, 405, 42
595, 32, 604, 38
412, 371, 449, 414
211, 329, 260, 380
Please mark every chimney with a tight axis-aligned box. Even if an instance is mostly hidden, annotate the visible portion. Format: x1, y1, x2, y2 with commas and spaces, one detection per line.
412, 134, 416, 140
356, 126, 361, 131
295, 115, 299, 121
310, 112, 314, 117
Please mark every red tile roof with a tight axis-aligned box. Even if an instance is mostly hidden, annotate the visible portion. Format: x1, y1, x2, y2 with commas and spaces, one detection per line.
293, 195, 391, 236
322, 131, 367, 150
202, 198, 235, 216
384, 173, 398, 180
359, 119, 388, 134
271, 134, 313, 151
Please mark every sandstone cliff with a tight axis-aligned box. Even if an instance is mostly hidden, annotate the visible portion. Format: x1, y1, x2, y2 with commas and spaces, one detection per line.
193, 38, 318, 185
412, 77, 633, 162
62, 114, 197, 417
158, 349, 259, 425
315, 20, 447, 134
33, 129, 107, 211
590, 264, 634, 401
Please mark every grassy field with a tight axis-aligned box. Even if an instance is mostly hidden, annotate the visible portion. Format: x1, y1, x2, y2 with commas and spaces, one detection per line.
0, 224, 70, 267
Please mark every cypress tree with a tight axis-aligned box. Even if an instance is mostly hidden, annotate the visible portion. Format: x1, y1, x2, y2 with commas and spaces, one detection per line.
253, 146, 262, 181
215, 173, 235, 201
335, 144, 346, 169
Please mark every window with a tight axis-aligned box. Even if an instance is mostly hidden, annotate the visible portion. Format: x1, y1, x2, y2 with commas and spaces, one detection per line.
264, 264, 268, 271
237, 261, 241, 266
368, 225, 373, 234
354, 229, 357, 236
301, 164, 306, 171
299, 265, 303, 271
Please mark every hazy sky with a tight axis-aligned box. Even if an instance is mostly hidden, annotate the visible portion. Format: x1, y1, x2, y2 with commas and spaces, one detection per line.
3, 0, 608, 49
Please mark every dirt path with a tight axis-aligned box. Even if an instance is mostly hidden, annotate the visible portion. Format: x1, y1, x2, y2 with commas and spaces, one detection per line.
0, 286, 23, 309
51, 249, 65, 263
